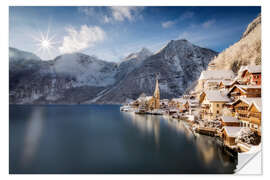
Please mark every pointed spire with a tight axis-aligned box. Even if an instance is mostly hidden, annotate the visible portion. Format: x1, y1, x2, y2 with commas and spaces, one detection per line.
154, 77, 160, 99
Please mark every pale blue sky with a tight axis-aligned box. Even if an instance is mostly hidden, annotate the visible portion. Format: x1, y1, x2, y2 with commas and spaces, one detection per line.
9, 6, 261, 62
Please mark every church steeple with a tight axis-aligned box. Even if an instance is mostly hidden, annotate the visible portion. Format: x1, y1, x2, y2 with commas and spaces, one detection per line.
153, 77, 160, 109
154, 78, 160, 99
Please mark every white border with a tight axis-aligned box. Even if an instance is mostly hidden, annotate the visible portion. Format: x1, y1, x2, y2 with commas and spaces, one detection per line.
2, 0, 270, 179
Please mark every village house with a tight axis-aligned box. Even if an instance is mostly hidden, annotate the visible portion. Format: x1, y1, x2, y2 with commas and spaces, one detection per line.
198, 70, 235, 90
160, 99, 169, 109
231, 97, 261, 128
218, 79, 239, 91
220, 116, 241, 127
184, 99, 200, 114
199, 90, 231, 120
227, 85, 261, 100
247, 99, 262, 135
169, 98, 187, 113
238, 65, 261, 85
222, 126, 243, 147
133, 78, 161, 112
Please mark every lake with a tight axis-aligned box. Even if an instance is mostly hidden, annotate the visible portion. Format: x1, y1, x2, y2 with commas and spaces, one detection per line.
9, 104, 237, 174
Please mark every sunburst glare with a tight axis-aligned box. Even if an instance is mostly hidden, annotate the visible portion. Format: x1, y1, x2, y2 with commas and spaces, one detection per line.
31, 26, 59, 60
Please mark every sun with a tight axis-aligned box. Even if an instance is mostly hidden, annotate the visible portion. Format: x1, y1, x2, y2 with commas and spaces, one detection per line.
31, 27, 58, 59
41, 40, 50, 48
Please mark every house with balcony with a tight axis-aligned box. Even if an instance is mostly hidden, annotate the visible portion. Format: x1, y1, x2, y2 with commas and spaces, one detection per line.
227, 85, 261, 101
218, 79, 239, 90
247, 99, 262, 135
231, 97, 261, 127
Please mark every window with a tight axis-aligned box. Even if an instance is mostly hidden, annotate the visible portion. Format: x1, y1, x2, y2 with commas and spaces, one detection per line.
217, 110, 219, 114
217, 104, 219, 107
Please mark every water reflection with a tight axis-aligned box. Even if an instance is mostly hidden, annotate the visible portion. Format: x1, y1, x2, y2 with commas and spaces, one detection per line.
20, 107, 44, 168
122, 112, 236, 170
195, 136, 215, 164
163, 117, 194, 140
10, 105, 237, 174
122, 112, 160, 146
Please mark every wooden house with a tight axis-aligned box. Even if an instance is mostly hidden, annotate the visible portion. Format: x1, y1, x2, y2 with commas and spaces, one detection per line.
227, 85, 261, 100
199, 90, 231, 120
239, 65, 261, 85
220, 116, 241, 127
222, 126, 243, 147
219, 80, 239, 90
231, 97, 261, 127
248, 99, 262, 135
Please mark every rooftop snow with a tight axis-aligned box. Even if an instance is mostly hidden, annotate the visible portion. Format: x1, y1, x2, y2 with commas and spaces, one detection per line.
248, 99, 262, 112
199, 70, 235, 80
233, 97, 261, 106
205, 90, 231, 102
223, 126, 243, 137
221, 116, 240, 123
239, 65, 261, 74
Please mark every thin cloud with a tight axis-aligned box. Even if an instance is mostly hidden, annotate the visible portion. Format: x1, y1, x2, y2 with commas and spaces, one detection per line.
59, 25, 106, 54
162, 21, 175, 28
202, 19, 216, 28
78, 6, 144, 24
161, 11, 194, 28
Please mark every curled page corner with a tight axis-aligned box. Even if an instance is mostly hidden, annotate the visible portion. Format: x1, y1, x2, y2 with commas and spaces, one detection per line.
235, 144, 262, 174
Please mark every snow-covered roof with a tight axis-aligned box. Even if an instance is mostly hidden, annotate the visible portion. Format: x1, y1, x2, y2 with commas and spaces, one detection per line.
232, 97, 261, 106
248, 99, 262, 112
223, 126, 243, 137
171, 98, 187, 104
187, 99, 199, 105
220, 80, 236, 86
138, 96, 153, 102
228, 85, 261, 94
239, 65, 261, 75
221, 116, 240, 123
204, 90, 231, 102
205, 79, 222, 83
238, 85, 261, 89
199, 70, 235, 80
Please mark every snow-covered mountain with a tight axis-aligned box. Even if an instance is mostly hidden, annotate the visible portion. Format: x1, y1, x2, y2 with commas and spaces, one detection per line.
52, 53, 118, 87
9, 50, 118, 104
115, 48, 152, 82
9, 40, 217, 104
9, 47, 41, 62
95, 39, 217, 104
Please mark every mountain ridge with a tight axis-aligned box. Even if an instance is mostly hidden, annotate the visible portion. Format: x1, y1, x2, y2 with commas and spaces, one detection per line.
10, 39, 217, 104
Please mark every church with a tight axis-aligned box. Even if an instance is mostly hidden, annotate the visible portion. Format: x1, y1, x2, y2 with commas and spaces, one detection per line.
148, 78, 160, 110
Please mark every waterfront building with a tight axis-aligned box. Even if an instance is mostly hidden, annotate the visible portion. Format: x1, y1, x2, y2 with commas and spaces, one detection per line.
220, 116, 241, 127
149, 78, 160, 110
169, 98, 187, 112
134, 78, 161, 111
199, 90, 231, 120
231, 97, 261, 128
222, 126, 243, 147
185, 99, 200, 114
247, 99, 262, 135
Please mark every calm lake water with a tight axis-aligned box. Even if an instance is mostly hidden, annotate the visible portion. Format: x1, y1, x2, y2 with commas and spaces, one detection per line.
9, 105, 237, 174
